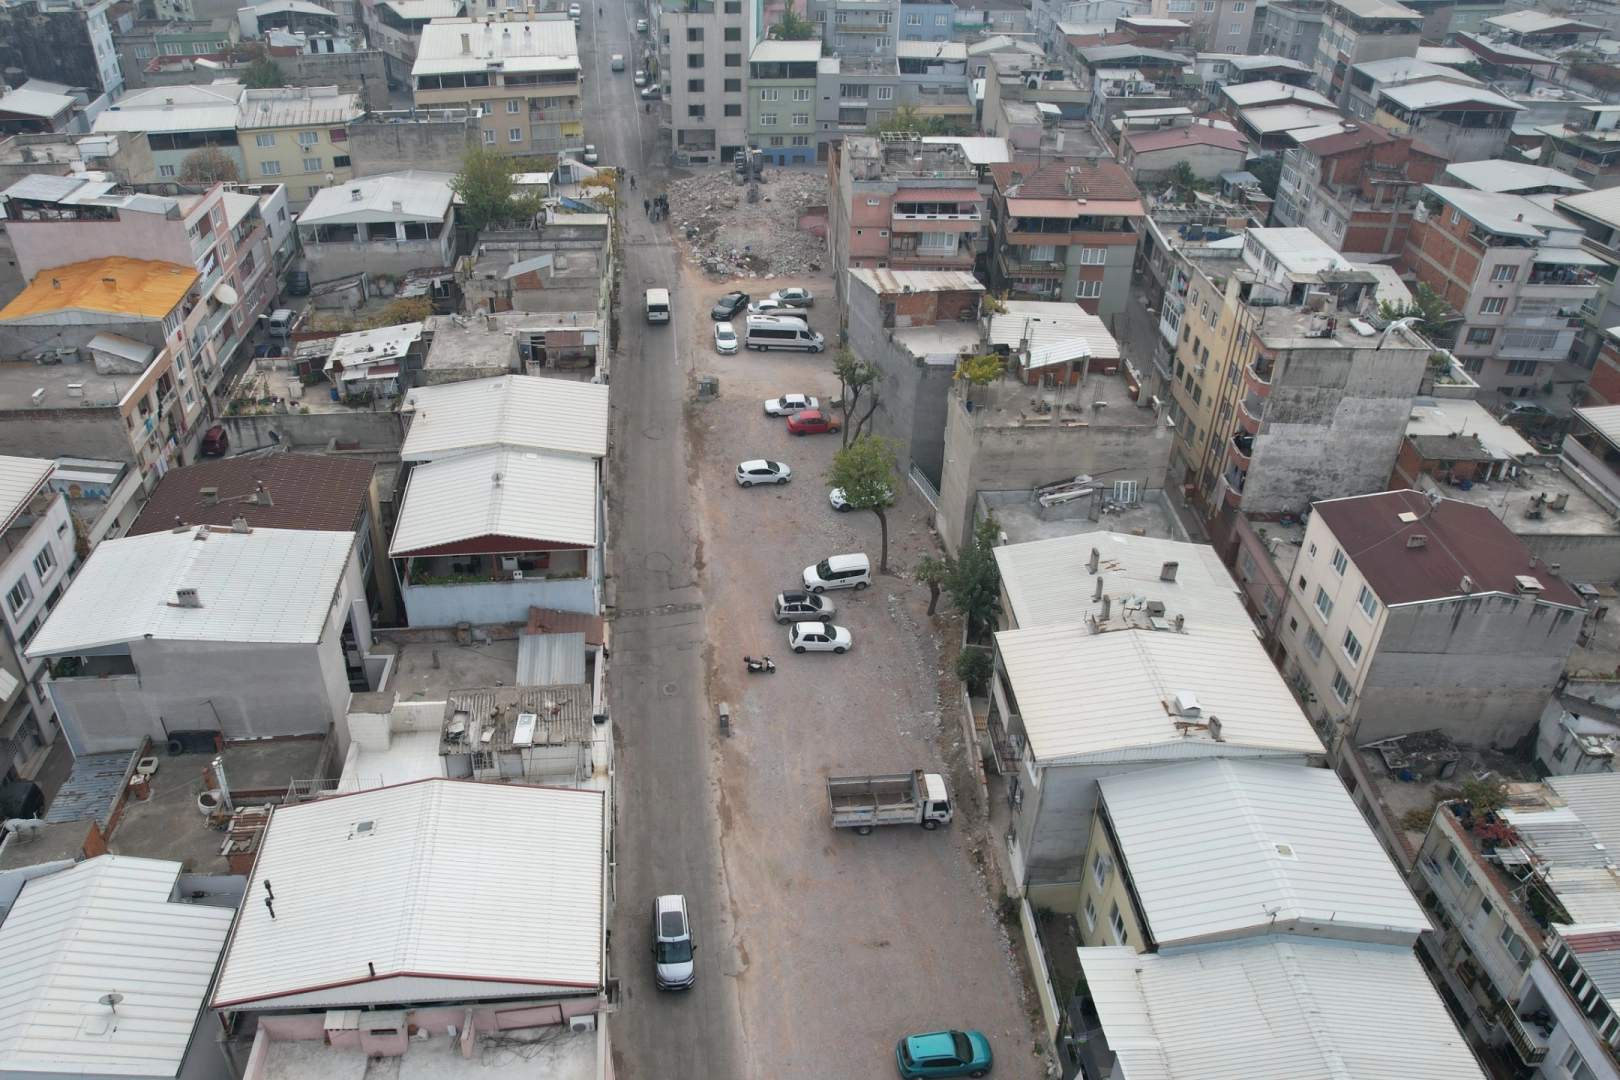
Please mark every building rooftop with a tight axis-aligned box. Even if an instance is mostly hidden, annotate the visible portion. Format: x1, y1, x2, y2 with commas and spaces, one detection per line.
27, 525, 357, 656
1125, 125, 1249, 154
1443, 160, 1590, 194
1310, 490, 1586, 608
389, 446, 597, 556
1405, 397, 1535, 461
1221, 80, 1336, 109
0, 258, 197, 323
1079, 939, 1485, 1080
400, 375, 609, 461
1418, 456, 1620, 543
896, 39, 968, 60
92, 84, 243, 136
1576, 404, 1620, 447
1351, 56, 1481, 86
210, 778, 604, 1010
300, 171, 455, 225
413, 17, 578, 76
990, 158, 1143, 204
257, 1023, 598, 1080
987, 300, 1121, 364
128, 453, 373, 535
1291, 119, 1400, 155
1484, 10, 1602, 36
1378, 79, 1524, 113
1239, 104, 1344, 135
1326, 0, 1421, 19
0, 86, 75, 121
0, 455, 55, 530
748, 39, 822, 63
421, 310, 601, 381
1098, 758, 1430, 947
1416, 46, 1475, 67
847, 268, 983, 296
0, 856, 235, 1078
237, 86, 362, 129
980, 489, 1185, 546
1224, 54, 1312, 74
1425, 185, 1594, 246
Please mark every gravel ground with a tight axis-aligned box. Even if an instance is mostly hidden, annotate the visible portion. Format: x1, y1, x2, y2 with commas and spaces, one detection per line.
678, 260, 1048, 1079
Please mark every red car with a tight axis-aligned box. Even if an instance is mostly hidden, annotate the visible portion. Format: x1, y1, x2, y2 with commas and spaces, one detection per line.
787, 409, 840, 436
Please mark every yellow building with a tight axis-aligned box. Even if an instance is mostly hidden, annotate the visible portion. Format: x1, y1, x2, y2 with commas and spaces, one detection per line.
237, 86, 366, 209
411, 14, 583, 157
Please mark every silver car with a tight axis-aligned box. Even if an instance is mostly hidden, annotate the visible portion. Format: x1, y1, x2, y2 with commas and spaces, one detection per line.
653, 894, 694, 990
765, 393, 818, 417
774, 591, 835, 625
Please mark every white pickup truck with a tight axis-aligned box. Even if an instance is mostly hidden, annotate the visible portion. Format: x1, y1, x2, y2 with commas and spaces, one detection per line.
827, 771, 952, 835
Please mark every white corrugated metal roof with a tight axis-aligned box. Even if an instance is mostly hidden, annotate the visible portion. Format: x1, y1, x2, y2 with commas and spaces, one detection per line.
0, 87, 75, 119
1238, 104, 1342, 134
987, 304, 1120, 366
1406, 398, 1535, 460
87, 332, 157, 367
210, 779, 604, 1009
896, 40, 967, 60
0, 856, 234, 1077
324, 322, 423, 373
1424, 185, 1577, 240
995, 622, 1321, 763
299, 170, 455, 225
1079, 940, 1485, 1080
389, 446, 597, 555
400, 375, 609, 461
413, 18, 578, 76
920, 136, 1011, 164
1222, 80, 1334, 108
749, 39, 822, 63
92, 85, 243, 136
1098, 760, 1429, 948
1558, 185, 1620, 229
1378, 79, 1524, 112
517, 631, 587, 685
26, 526, 355, 655
0, 455, 58, 531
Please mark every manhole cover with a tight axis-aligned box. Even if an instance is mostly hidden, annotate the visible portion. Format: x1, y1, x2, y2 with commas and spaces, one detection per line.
642, 277, 657, 284
661, 682, 679, 697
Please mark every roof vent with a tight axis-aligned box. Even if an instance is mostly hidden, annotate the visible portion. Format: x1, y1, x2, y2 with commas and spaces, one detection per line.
391, 200, 403, 212
1088, 546, 1100, 573
1515, 575, 1545, 594
200, 486, 218, 505
231, 516, 249, 533
350, 187, 362, 201
1407, 533, 1427, 549
461, 32, 471, 52
170, 516, 188, 533
254, 481, 273, 506
174, 587, 201, 608
1160, 560, 1178, 582
1172, 690, 1201, 717
1459, 574, 1474, 594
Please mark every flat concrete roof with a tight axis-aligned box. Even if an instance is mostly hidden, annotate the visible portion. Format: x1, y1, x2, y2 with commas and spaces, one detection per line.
0, 356, 146, 410
1421, 458, 1617, 539
981, 487, 1187, 545
965, 368, 1163, 430
373, 637, 521, 698
260, 1024, 598, 1080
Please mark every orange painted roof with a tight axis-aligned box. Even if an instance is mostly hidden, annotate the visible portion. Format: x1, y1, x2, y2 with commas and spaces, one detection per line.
0, 257, 200, 322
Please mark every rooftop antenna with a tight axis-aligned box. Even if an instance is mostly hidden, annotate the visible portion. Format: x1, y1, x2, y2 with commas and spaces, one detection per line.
99, 994, 123, 1013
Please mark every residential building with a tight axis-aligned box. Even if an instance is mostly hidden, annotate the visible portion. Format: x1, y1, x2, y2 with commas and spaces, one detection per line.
296, 169, 456, 280
1080, 758, 1430, 952
0, 82, 79, 136
1371, 78, 1524, 162
899, 0, 956, 46
748, 39, 819, 166
989, 530, 1325, 900
1258, 0, 1326, 64
1311, 0, 1424, 108
660, 0, 756, 166
1543, 105, 1620, 191
1566, 405, 1620, 513
0, 0, 124, 101
1405, 185, 1600, 400
1343, 54, 1481, 119
420, 306, 606, 385
1483, 9, 1604, 50
1404, 0, 1501, 43
987, 158, 1144, 316
1390, 395, 1534, 490
1147, 0, 1254, 53
91, 83, 246, 179
463, 213, 614, 328
1271, 120, 1446, 258
128, 452, 398, 624
805, 0, 897, 56
0, 456, 79, 782
1118, 122, 1249, 184
28, 525, 375, 756
952, 0, 1028, 40
1279, 489, 1583, 750
1445, 160, 1591, 197
114, 17, 239, 84
1413, 773, 1620, 1080
814, 55, 901, 161
366, 0, 465, 88
411, 15, 583, 157
844, 268, 983, 490
896, 40, 972, 121
1538, 185, 1620, 369
978, 52, 1094, 150
393, 374, 609, 624
0, 131, 162, 193
0, 856, 237, 1080
1591, 328, 1620, 405
1232, 101, 1344, 151
1218, 77, 1337, 116
236, 86, 364, 208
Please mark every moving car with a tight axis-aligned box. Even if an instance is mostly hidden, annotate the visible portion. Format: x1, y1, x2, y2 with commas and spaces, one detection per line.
774, 591, 835, 624
747, 298, 808, 316
895, 1030, 992, 1078
766, 286, 813, 308
789, 621, 852, 654
567, 2, 579, 14
786, 409, 840, 436
711, 291, 750, 319
830, 483, 893, 512
652, 894, 695, 990
634, 70, 647, 86
582, 144, 598, 164
636, 16, 648, 30
611, 54, 625, 70
735, 459, 791, 486
640, 84, 662, 99
200, 425, 230, 457
802, 552, 871, 593
764, 393, 817, 416
715, 321, 738, 353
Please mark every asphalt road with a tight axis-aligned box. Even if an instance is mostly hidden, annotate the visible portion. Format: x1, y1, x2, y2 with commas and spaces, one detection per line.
587, 5, 748, 1079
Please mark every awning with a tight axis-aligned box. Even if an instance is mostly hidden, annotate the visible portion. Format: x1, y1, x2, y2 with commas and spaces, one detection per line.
1532, 248, 1607, 267
213, 282, 239, 305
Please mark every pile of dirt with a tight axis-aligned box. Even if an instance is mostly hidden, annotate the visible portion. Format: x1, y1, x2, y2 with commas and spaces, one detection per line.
664, 168, 829, 277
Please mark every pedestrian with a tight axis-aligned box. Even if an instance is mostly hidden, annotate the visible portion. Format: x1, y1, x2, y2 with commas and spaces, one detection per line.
629, 174, 636, 189
644, 198, 651, 216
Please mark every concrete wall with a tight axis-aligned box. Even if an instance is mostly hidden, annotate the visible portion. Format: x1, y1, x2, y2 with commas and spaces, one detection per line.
0, 408, 135, 467
7, 213, 193, 284
399, 573, 597, 626
348, 116, 480, 177
301, 236, 455, 283
1515, 532, 1620, 587
220, 409, 405, 452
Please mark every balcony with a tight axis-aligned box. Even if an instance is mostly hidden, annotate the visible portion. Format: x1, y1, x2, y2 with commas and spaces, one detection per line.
1243, 358, 1273, 397
1237, 395, 1263, 433
893, 207, 981, 223
529, 107, 584, 122
1000, 250, 1064, 276
835, 20, 891, 33
1498, 1007, 1552, 1066
1230, 431, 1253, 471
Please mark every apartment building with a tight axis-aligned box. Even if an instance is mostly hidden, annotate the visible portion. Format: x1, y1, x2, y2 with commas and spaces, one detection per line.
1406, 185, 1601, 399
748, 39, 819, 166
807, 0, 898, 56
412, 15, 583, 157
896, 40, 971, 122
1258, 0, 1325, 63
659, 0, 755, 166
91, 83, 246, 178
987, 158, 1144, 317
1542, 105, 1620, 191
236, 86, 365, 208
1371, 78, 1522, 162
1343, 55, 1480, 119
815, 55, 901, 160
1118, 122, 1250, 184
1148, 0, 1255, 54
1311, 0, 1424, 108
367, 0, 466, 87
0, 0, 124, 101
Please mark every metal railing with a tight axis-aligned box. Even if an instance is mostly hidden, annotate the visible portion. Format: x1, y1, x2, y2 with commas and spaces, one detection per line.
909, 463, 939, 511
1499, 1007, 1551, 1065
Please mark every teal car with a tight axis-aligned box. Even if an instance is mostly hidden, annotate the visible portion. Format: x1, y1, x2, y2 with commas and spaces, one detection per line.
895, 1030, 992, 1078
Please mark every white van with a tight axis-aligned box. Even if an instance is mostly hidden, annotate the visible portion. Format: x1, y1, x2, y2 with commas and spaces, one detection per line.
267, 308, 297, 338
745, 314, 824, 353
646, 288, 671, 324
802, 553, 871, 593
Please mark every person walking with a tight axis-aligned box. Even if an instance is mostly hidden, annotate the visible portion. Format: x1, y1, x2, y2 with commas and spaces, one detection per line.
629, 174, 636, 189
644, 198, 651, 216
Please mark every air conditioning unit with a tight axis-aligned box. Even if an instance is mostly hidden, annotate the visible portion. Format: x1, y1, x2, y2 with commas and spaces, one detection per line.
512, 569, 524, 580
569, 1015, 596, 1034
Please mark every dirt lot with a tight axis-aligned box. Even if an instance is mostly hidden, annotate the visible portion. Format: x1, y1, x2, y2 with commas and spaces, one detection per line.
677, 259, 1048, 1079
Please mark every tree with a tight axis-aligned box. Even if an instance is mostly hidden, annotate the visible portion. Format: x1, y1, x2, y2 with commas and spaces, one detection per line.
832, 348, 880, 445
178, 145, 241, 183
875, 104, 974, 137
773, 6, 816, 39
825, 435, 900, 572
956, 647, 993, 696
915, 555, 948, 616
943, 511, 1003, 635
1246, 154, 1283, 200
1168, 159, 1208, 203
243, 56, 286, 88
1378, 281, 1452, 342
450, 147, 543, 234
954, 352, 1002, 387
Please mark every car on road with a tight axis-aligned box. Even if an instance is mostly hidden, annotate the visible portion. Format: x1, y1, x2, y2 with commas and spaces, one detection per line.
640, 84, 662, 99
830, 483, 893, 512
200, 424, 230, 457
787, 409, 840, 436
711, 291, 750, 319
735, 459, 791, 486
634, 70, 647, 86
582, 144, 598, 164
765, 394, 817, 416
895, 1031, 992, 1078
285, 269, 310, 296
789, 621, 852, 654
636, 16, 647, 30
715, 321, 738, 353
766, 286, 814, 308
567, 2, 579, 14
774, 591, 835, 624
747, 298, 809, 317
653, 894, 695, 990
611, 54, 625, 70
802, 552, 871, 593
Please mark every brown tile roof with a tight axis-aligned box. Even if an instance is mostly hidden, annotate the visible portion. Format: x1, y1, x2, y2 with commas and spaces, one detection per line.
527, 606, 605, 645
129, 453, 374, 535
1311, 490, 1583, 608
1127, 125, 1249, 155
990, 158, 1143, 203
1294, 123, 1397, 156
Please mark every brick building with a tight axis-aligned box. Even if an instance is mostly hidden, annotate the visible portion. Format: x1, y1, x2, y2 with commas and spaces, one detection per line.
1272, 120, 1446, 258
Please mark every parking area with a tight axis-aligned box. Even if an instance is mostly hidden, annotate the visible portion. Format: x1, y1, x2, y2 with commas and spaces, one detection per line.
675, 263, 1043, 1078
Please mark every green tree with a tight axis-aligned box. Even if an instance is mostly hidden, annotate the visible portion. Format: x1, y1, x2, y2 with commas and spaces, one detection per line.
944, 511, 1003, 634
954, 352, 1003, 387
773, 6, 816, 39
915, 555, 948, 616
1378, 281, 1452, 342
178, 145, 241, 183
825, 435, 900, 572
242, 56, 286, 88
1169, 159, 1208, 203
1246, 154, 1283, 200
451, 147, 543, 234
956, 647, 993, 696
832, 348, 880, 445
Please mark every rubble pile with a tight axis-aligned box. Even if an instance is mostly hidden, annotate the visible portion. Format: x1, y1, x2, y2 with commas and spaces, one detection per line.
664, 169, 829, 277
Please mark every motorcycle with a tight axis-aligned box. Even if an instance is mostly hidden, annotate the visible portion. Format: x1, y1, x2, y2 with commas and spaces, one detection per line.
744, 655, 776, 674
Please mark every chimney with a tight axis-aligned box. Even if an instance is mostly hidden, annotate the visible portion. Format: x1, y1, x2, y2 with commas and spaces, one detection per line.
1173, 613, 1185, 632
170, 516, 187, 533
1160, 560, 1178, 582
200, 486, 218, 506
1064, 168, 1074, 195
1088, 546, 1100, 573
174, 587, 201, 608
461, 32, 471, 52
231, 516, 249, 533
1100, 594, 1111, 620
1407, 533, 1427, 549
254, 481, 273, 506
1092, 576, 1103, 601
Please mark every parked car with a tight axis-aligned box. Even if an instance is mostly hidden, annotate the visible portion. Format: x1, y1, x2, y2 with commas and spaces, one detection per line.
774, 591, 835, 624
582, 144, 599, 164
830, 483, 893, 512
640, 84, 662, 100
711, 291, 750, 319
285, 269, 310, 296
789, 621, 852, 654
715, 322, 739, 354
653, 894, 694, 990
634, 70, 647, 86
747, 298, 808, 317
252, 343, 284, 359
764, 393, 817, 417
735, 459, 791, 486
1502, 401, 1550, 420
611, 54, 625, 70
896, 1031, 993, 1078
802, 552, 871, 593
787, 409, 840, 436
200, 424, 229, 457
567, 2, 579, 15
766, 286, 814, 308
636, 16, 648, 30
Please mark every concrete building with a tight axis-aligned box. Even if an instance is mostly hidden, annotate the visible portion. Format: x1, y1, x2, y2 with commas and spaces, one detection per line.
1565, 406, 1620, 519
895, 39, 971, 122
1371, 78, 1524, 163
235, 86, 364, 209
411, 15, 583, 158
1118, 121, 1249, 185
1147, 0, 1254, 53
0, 130, 161, 191
420, 307, 605, 384
1542, 105, 1620, 191
807, 0, 898, 57
844, 268, 983, 490
1537, 185, 1620, 369
987, 158, 1144, 317
0, 0, 124, 101
296, 170, 456, 282
1271, 120, 1446, 258
748, 39, 819, 166
659, 0, 756, 167
1343, 54, 1480, 119
0, 82, 79, 137
91, 83, 246, 179
1311, 0, 1424, 108
365, 0, 465, 88
1258, 0, 1326, 64
1406, 185, 1600, 401
1390, 395, 1535, 490
813, 55, 900, 161
27, 525, 375, 756
1278, 489, 1583, 750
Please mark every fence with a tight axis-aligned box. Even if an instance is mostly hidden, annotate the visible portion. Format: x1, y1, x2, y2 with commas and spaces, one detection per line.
909, 463, 940, 511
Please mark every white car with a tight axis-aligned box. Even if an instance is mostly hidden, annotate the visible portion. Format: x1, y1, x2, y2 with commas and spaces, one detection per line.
766, 287, 814, 308
715, 321, 738, 353
636, 17, 648, 30
790, 621, 852, 654
829, 483, 894, 512
748, 298, 809, 316
735, 459, 791, 486
640, 84, 662, 100
582, 144, 598, 165
567, 2, 580, 14
634, 71, 647, 86
764, 393, 818, 417
611, 54, 625, 71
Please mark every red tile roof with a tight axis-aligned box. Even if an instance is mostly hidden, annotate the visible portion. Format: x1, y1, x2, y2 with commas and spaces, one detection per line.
990, 158, 1143, 203
130, 452, 375, 535
1126, 125, 1249, 155
1311, 490, 1583, 608
527, 606, 605, 645
1565, 929, 1620, 955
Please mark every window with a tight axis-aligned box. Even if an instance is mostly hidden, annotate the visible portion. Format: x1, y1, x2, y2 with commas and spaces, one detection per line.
687, 26, 703, 39
1308, 543, 1317, 558
1491, 264, 1517, 282
330, 128, 347, 142
760, 113, 778, 125
725, 78, 741, 92
1331, 547, 1346, 576
1565, 1047, 1598, 1080
760, 88, 778, 101
792, 113, 809, 125
1079, 248, 1107, 265
876, 85, 893, 100
158, 164, 176, 178
1480, 296, 1506, 315
1230, 21, 1242, 32
688, 52, 704, 67
1500, 924, 1532, 969
1083, 896, 1097, 931
260, 160, 282, 175
298, 131, 318, 147
1233, 1, 1245, 9
1466, 327, 1495, 345
1203, 0, 1215, 8
1108, 903, 1128, 945
1506, 359, 1541, 376
307, 183, 323, 198
1449, 206, 1461, 225
1331, 669, 1353, 704
484, 129, 496, 144
1091, 851, 1110, 887
1341, 628, 1363, 665
32, 546, 55, 582
1027, 244, 1055, 262
934, 12, 947, 24
6, 577, 31, 617
506, 127, 520, 142
688, 104, 705, 117
303, 157, 322, 172
793, 88, 811, 101
1304, 627, 1324, 661
1078, 280, 1102, 299
506, 99, 520, 113
724, 103, 742, 116
725, 25, 740, 38
791, 135, 809, 145
768, 136, 784, 147
1444, 843, 1469, 878
725, 53, 741, 66
907, 11, 921, 23
689, 78, 705, 91
725, 0, 740, 10
135, 44, 153, 58
256, 133, 277, 147
1314, 586, 1333, 620
164, 42, 183, 54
